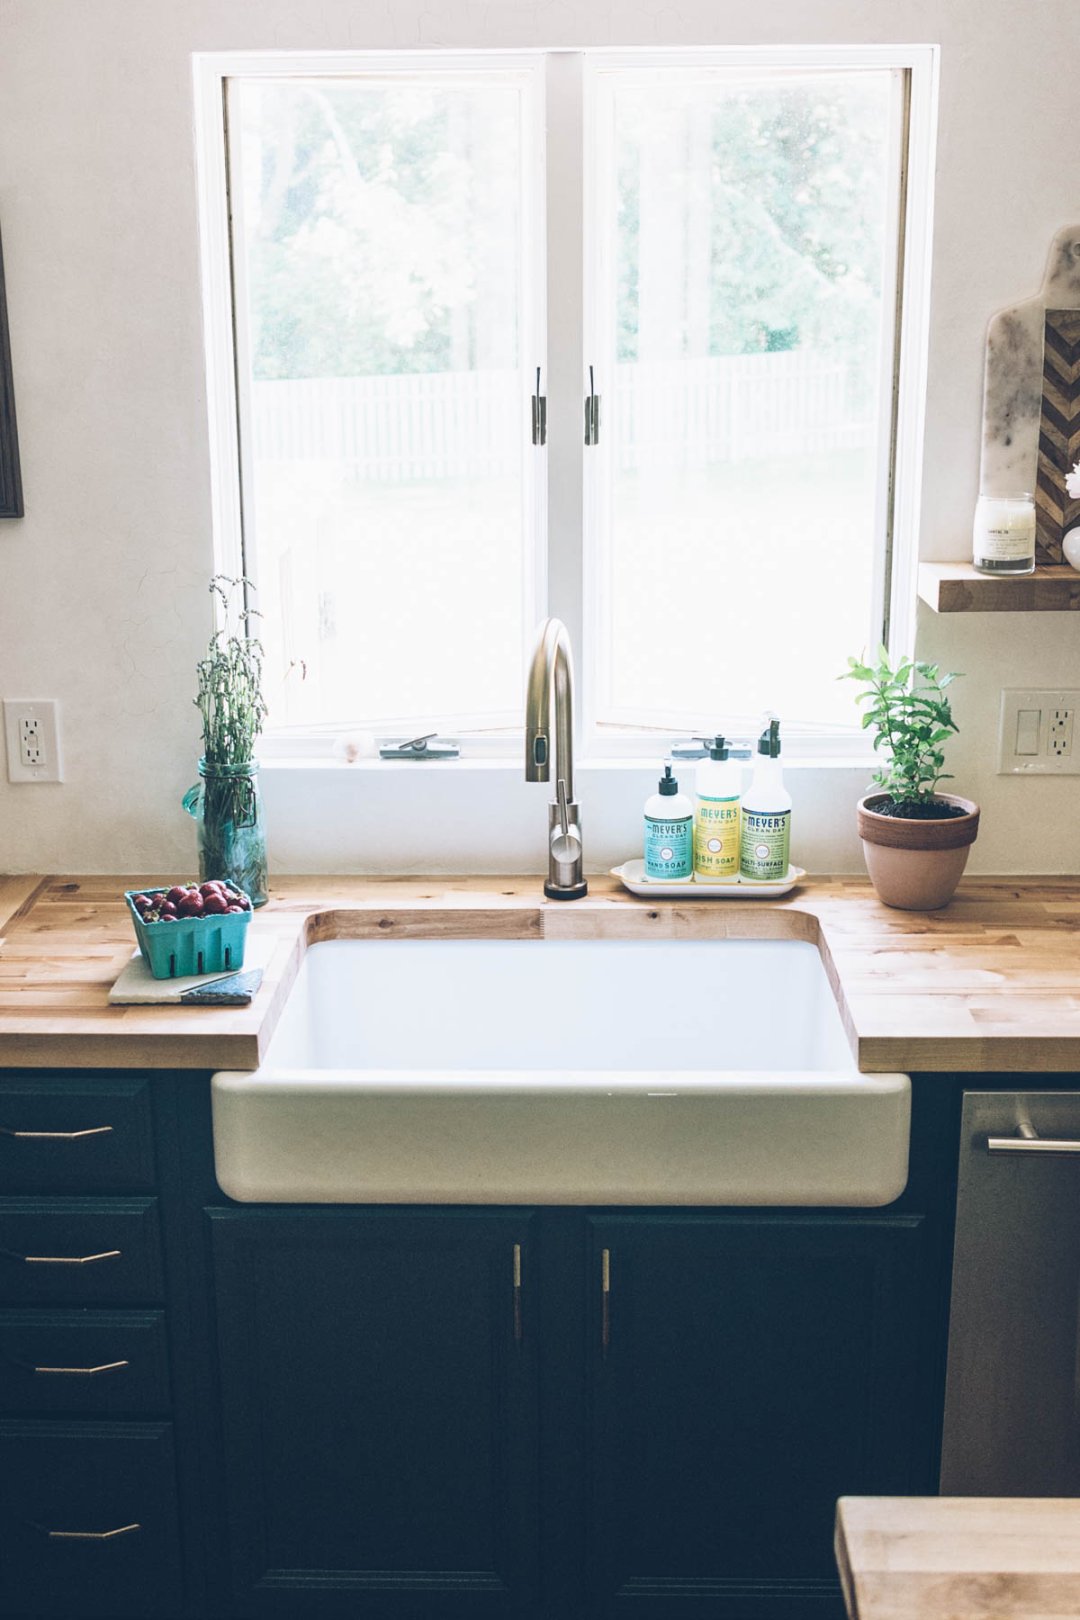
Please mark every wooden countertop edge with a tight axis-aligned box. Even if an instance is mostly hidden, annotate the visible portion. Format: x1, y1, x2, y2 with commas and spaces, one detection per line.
834, 1495, 1080, 1618
833, 1511, 860, 1620
0, 1031, 265, 1071
4, 874, 1080, 1072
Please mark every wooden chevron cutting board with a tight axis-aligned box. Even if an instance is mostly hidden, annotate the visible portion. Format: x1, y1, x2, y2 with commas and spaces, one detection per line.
980, 225, 1080, 559
1037, 309, 1080, 562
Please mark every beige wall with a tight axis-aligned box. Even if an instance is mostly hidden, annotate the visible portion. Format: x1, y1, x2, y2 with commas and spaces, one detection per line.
1, 0, 1079, 875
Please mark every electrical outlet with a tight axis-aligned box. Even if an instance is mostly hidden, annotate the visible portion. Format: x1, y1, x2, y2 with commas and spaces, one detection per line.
3, 700, 62, 783
999, 689, 1080, 774
18, 716, 43, 767
1049, 707, 1075, 758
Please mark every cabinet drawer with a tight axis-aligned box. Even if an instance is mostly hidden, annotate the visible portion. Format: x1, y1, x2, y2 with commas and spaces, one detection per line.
0, 1077, 155, 1194
0, 1200, 163, 1306
0, 1419, 182, 1618
0, 1310, 170, 1416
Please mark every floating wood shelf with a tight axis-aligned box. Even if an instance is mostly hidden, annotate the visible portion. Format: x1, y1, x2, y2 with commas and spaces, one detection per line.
918, 561, 1080, 613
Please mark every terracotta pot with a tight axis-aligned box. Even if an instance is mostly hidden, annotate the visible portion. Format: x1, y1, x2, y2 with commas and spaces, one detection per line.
857, 793, 980, 911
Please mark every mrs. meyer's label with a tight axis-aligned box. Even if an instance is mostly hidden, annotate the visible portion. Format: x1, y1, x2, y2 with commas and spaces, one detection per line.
644, 814, 693, 880
739, 807, 791, 882
693, 797, 740, 880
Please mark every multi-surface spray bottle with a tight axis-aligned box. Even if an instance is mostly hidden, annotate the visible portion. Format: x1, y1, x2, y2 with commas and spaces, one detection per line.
739, 717, 792, 881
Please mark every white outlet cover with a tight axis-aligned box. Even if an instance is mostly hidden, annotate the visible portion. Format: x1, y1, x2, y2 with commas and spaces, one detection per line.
999, 688, 1080, 775
3, 699, 62, 783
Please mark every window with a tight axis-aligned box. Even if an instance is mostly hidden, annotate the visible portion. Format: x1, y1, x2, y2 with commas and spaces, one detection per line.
195, 47, 936, 754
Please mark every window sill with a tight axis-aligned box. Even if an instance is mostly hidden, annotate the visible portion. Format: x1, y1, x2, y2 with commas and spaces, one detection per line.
258, 753, 876, 775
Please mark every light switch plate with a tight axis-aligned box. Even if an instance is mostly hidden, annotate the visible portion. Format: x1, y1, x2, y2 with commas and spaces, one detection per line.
3, 699, 63, 783
999, 689, 1080, 774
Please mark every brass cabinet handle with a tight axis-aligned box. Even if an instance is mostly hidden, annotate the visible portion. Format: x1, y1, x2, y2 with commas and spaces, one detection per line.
34, 1359, 130, 1377
0, 1126, 113, 1141
601, 1248, 611, 1357
31, 1521, 141, 1542
1, 1248, 122, 1266
512, 1244, 523, 1347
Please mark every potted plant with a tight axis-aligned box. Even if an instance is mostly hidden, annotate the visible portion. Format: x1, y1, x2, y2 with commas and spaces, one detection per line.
842, 648, 979, 911
182, 576, 270, 906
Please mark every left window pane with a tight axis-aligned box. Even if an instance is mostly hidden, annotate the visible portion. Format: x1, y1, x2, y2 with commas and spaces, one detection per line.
227, 73, 536, 730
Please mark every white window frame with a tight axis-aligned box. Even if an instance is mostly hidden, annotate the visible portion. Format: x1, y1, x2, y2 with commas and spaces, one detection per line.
193, 43, 938, 766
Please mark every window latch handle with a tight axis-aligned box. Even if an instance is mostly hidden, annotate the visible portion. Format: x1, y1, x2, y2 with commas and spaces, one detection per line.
584, 365, 601, 446
531, 366, 547, 446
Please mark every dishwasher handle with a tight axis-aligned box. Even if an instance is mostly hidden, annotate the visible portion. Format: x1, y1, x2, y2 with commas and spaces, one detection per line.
987, 1135, 1080, 1155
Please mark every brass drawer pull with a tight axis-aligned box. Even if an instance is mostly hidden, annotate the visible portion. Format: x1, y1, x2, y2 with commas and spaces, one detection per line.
0, 1126, 114, 1141
1, 1248, 122, 1266
601, 1247, 611, 1356
34, 1359, 130, 1377
32, 1521, 141, 1542
513, 1243, 523, 1346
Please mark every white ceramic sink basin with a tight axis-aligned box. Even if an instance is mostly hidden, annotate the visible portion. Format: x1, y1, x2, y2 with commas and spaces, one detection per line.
212, 938, 910, 1206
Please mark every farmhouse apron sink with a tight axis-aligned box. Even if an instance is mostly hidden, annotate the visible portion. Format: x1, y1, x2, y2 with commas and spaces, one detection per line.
212, 938, 910, 1205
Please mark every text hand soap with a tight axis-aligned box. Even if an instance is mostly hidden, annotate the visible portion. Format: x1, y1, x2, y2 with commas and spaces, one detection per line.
643, 764, 694, 882
740, 717, 791, 881
694, 736, 741, 882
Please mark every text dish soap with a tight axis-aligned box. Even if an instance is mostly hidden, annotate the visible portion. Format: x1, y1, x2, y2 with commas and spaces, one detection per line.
739, 718, 791, 882
694, 736, 741, 882
644, 764, 694, 883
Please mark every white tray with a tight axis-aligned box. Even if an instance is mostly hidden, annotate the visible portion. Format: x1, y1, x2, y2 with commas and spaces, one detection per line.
611, 859, 805, 899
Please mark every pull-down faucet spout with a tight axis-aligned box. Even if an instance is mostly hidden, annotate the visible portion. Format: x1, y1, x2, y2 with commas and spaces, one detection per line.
525, 618, 587, 900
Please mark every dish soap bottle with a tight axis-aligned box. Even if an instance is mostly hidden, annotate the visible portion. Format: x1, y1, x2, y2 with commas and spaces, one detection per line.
694, 736, 741, 882
644, 764, 694, 883
740, 717, 791, 882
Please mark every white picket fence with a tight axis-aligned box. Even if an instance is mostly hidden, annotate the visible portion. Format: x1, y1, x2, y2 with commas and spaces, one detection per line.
251, 351, 872, 479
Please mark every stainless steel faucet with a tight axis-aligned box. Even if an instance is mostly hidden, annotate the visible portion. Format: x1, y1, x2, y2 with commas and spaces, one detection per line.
525, 618, 587, 900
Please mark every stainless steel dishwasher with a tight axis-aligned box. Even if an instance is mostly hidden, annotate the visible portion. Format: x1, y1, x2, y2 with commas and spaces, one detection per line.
941, 1090, 1080, 1495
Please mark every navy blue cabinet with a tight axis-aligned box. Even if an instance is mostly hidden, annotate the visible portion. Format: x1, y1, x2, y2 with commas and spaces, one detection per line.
208, 1208, 543, 1618
582, 1212, 940, 1620
0, 1074, 183, 1620
0, 1071, 956, 1620
0, 1419, 182, 1618
203, 1204, 948, 1620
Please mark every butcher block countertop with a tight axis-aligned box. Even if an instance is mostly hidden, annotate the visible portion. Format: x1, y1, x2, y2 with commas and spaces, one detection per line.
2, 873, 1080, 1071
835, 1496, 1080, 1620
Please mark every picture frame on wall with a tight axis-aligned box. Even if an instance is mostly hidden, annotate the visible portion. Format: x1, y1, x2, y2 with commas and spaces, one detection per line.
0, 225, 23, 518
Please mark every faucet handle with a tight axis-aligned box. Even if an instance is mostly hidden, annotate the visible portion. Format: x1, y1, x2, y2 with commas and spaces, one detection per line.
556, 778, 570, 838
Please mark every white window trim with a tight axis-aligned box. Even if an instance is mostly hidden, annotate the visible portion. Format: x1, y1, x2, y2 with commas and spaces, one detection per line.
193, 42, 938, 771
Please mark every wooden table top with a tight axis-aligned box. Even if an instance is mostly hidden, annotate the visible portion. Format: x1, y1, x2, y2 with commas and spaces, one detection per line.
835, 1496, 1080, 1619
3, 873, 1080, 1071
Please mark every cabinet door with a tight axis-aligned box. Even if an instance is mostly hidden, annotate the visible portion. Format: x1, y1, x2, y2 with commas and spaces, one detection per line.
209, 1207, 541, 1619
584, 1213, 937, 1620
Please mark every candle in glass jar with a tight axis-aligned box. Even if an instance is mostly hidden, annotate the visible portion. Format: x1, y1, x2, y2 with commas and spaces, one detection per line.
972, 493, 1036, 575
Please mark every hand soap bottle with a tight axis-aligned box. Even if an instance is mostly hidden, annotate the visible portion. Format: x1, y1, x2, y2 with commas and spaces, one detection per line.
644, 764, 694, 883
694, 736, 741, 882
740, 717, 791, 881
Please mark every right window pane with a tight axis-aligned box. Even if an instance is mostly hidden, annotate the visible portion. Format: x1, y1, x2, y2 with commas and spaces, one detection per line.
591, 67, 901, 733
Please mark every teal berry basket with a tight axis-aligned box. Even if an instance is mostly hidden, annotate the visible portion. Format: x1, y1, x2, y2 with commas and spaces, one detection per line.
124, 886, 252, 980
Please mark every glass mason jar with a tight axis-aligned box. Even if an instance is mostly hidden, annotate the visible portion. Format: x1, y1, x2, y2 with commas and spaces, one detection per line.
972, 492, 1037, 575
182, 758, 268, 907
